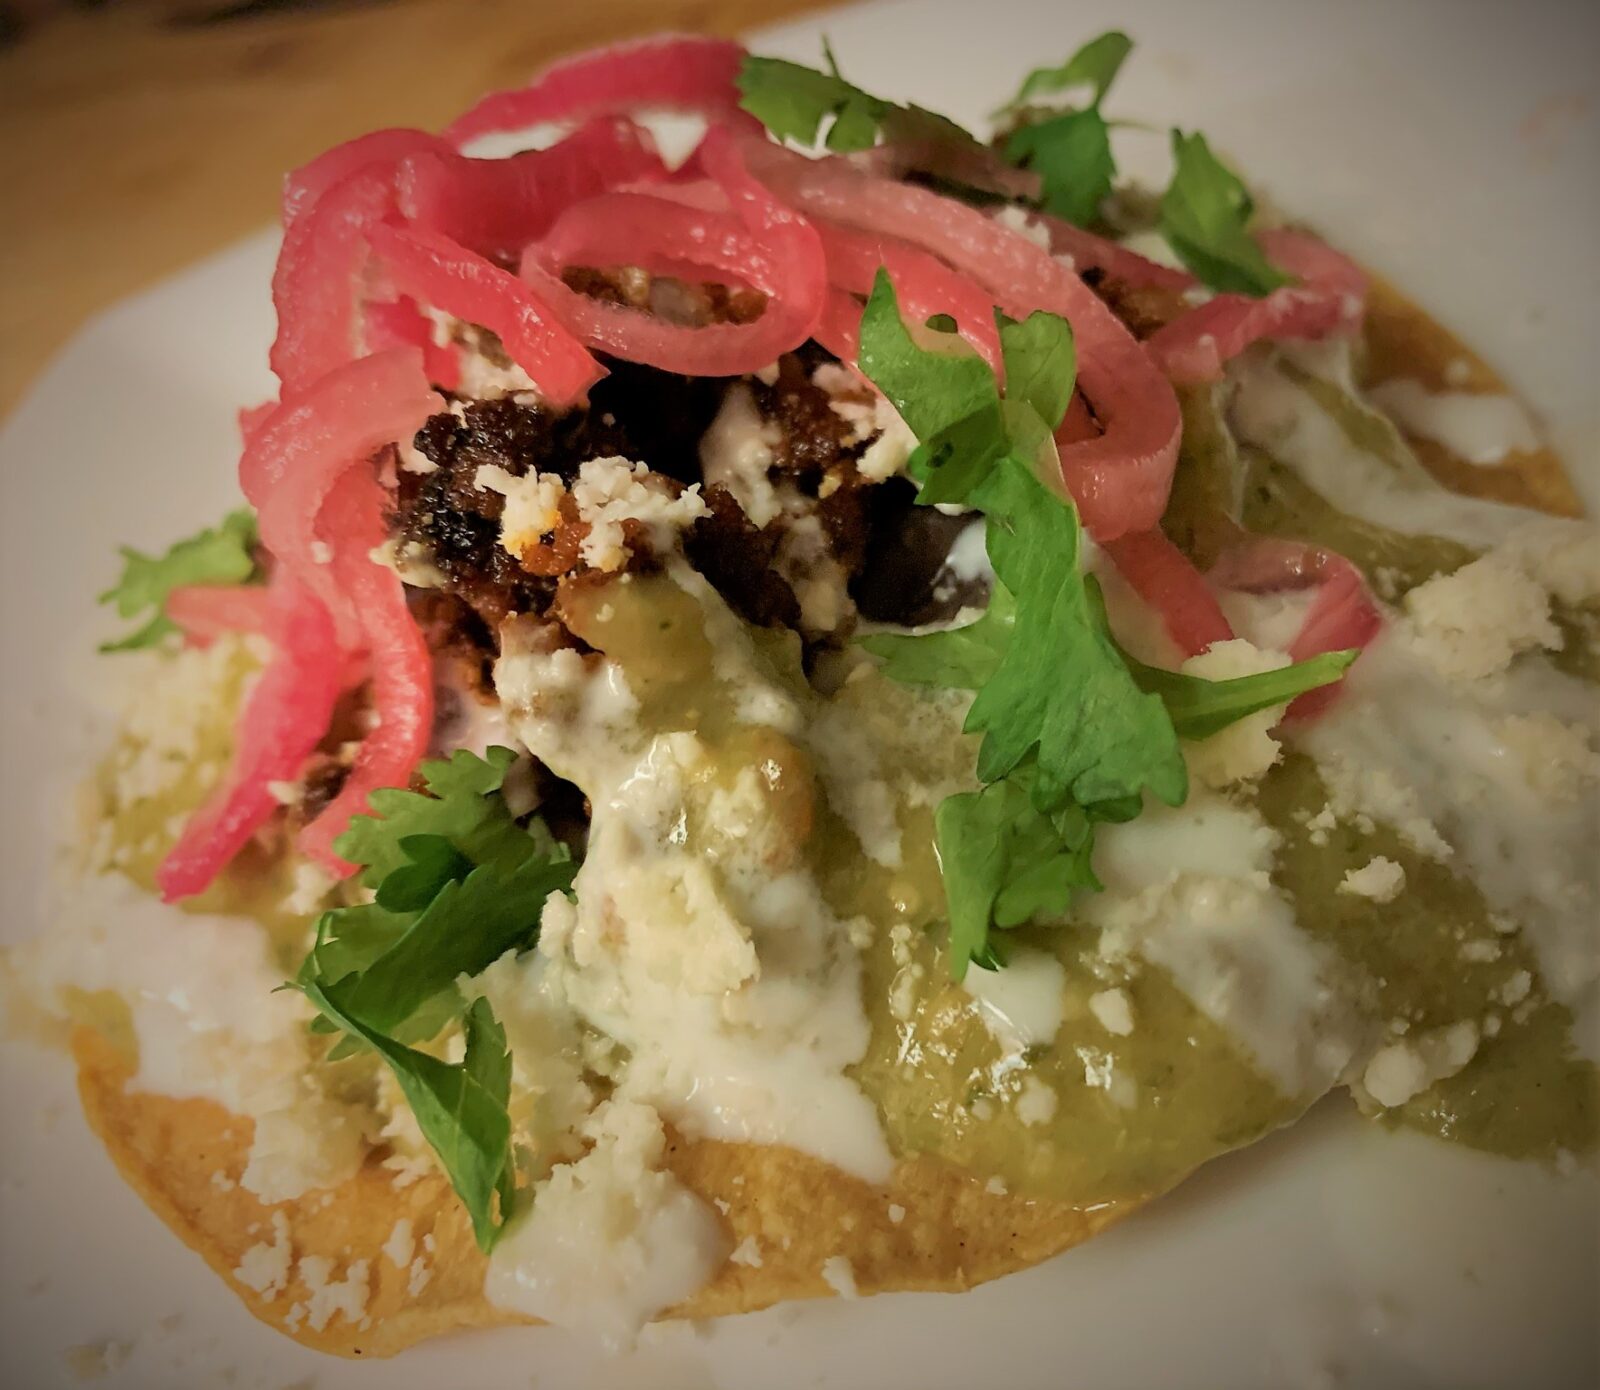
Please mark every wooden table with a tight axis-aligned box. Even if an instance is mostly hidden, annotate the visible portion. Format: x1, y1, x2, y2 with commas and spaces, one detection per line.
0, 0, 836, 420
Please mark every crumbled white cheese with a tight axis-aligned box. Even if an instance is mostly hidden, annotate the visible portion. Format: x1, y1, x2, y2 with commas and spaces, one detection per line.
233, 1211, 293, 1301
571, 457, 708, 571
1339, 856, 1407, 903
495, 565, 898, 1185
1499, 517, 1600, 606
1088, 795, 1365, 1098
264, 778, 302, 806
1401, 553, 1561, 683
1087, 987, 1136, 1036
728, 1235, 764, 1268
1014, 1074, 1060, 1127
984, 1175, 1008, 1196
887, 1203, 906, 1225
1360, 1021, 1480, 1109
380, 1217, 415, 1270
485, 1100, 726, 1348
282, 860, 336, 916
1494, 713, 1600, 802
992, 204, 1053, 251
1499, 970, 1532, 1007
1315, 751, 1452, 861
811, 362, 917, 481
295, 1255, 371, 1332
475, 464, 565, 554
477, 457, 707, 574
820, 1255, 859, 1299
1179, 639, 1293, 787
437, 315, 540, 402
19, 873, 366, 1203
407, 1255, 433, 1297
1300, 624, 1599, 1045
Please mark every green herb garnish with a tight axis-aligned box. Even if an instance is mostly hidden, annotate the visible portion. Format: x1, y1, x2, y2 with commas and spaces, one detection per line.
291, 747, 576, 1251
999, 30, 1133, 113
999, 31, 1133, 226
98, 508, 258, 651
1159, 130, 1293, 296
856, 274, 1349, 976
736, 44, 983, 163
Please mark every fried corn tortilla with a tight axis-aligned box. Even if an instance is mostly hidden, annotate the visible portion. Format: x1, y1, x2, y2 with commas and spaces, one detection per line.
66, 286, 1581, 1357
72, 1028, 1130, 1357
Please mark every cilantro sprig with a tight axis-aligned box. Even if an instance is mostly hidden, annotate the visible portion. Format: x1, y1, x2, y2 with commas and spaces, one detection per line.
855, 274, 1350, 976
737, 42, 974, 155
1159, 130, 1293, 296
999, 30, 1133, 114
999, 31, 1133, 226
98, 508, 259, 651
291, 747, 576, 1251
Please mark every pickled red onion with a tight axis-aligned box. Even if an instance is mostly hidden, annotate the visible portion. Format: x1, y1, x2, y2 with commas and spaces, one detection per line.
271, 128, 456, 394
1209, 538, 1382, 718
398, 117, 668, 259
443, 35, 758, 147
370, 222, 602, 406
812, 287, 869, 362
155, 573, 344, 902
1147, 230, 1368, 384
166, 584, 275, 647
1103, 529, 1235, 658
519, 128, 825, 377
239, 349, 441, 646
1026, 210, 1195, 292
364, 296, 461, 392
237, 401, 276, 448
298, 466, 435, 876
740, 138, 1180, 541
281, 127, 446, 229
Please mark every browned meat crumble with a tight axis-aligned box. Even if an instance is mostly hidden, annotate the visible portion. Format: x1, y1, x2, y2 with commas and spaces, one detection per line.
390, 268, 990, 678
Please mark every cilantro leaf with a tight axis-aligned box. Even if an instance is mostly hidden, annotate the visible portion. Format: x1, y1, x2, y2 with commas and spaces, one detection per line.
1005, 109, 1116, 226
1001, 30, 1134, 112
962, 465, 1188, 810
861, 584, 1014, 690
302, 986, 517, 1251
98, 508, 258, 652
997, 32, 1132, 227
857, 271, 1003, 444
857, 275, 1187, 972
303, 846, 575, 1043
937, 777, 1092, 978
998, 311, 1076, 435
736, 54, 891, 151
291, 747, 577, 1249
1126, 647, 1358, 739
737, 45, 991, 176
1159, 131, 1293, 296
335, 745, 537, 887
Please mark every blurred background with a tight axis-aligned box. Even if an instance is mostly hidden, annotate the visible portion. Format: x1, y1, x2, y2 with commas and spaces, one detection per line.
0, 0, 837, 419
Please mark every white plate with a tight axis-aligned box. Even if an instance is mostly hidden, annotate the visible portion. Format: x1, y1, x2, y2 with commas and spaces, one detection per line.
1, 2, 1596, 1387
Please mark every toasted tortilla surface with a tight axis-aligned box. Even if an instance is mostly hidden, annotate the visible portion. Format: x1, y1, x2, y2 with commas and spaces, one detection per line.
73, 1029, 1130, 1357
69, 284, 1580, 1356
